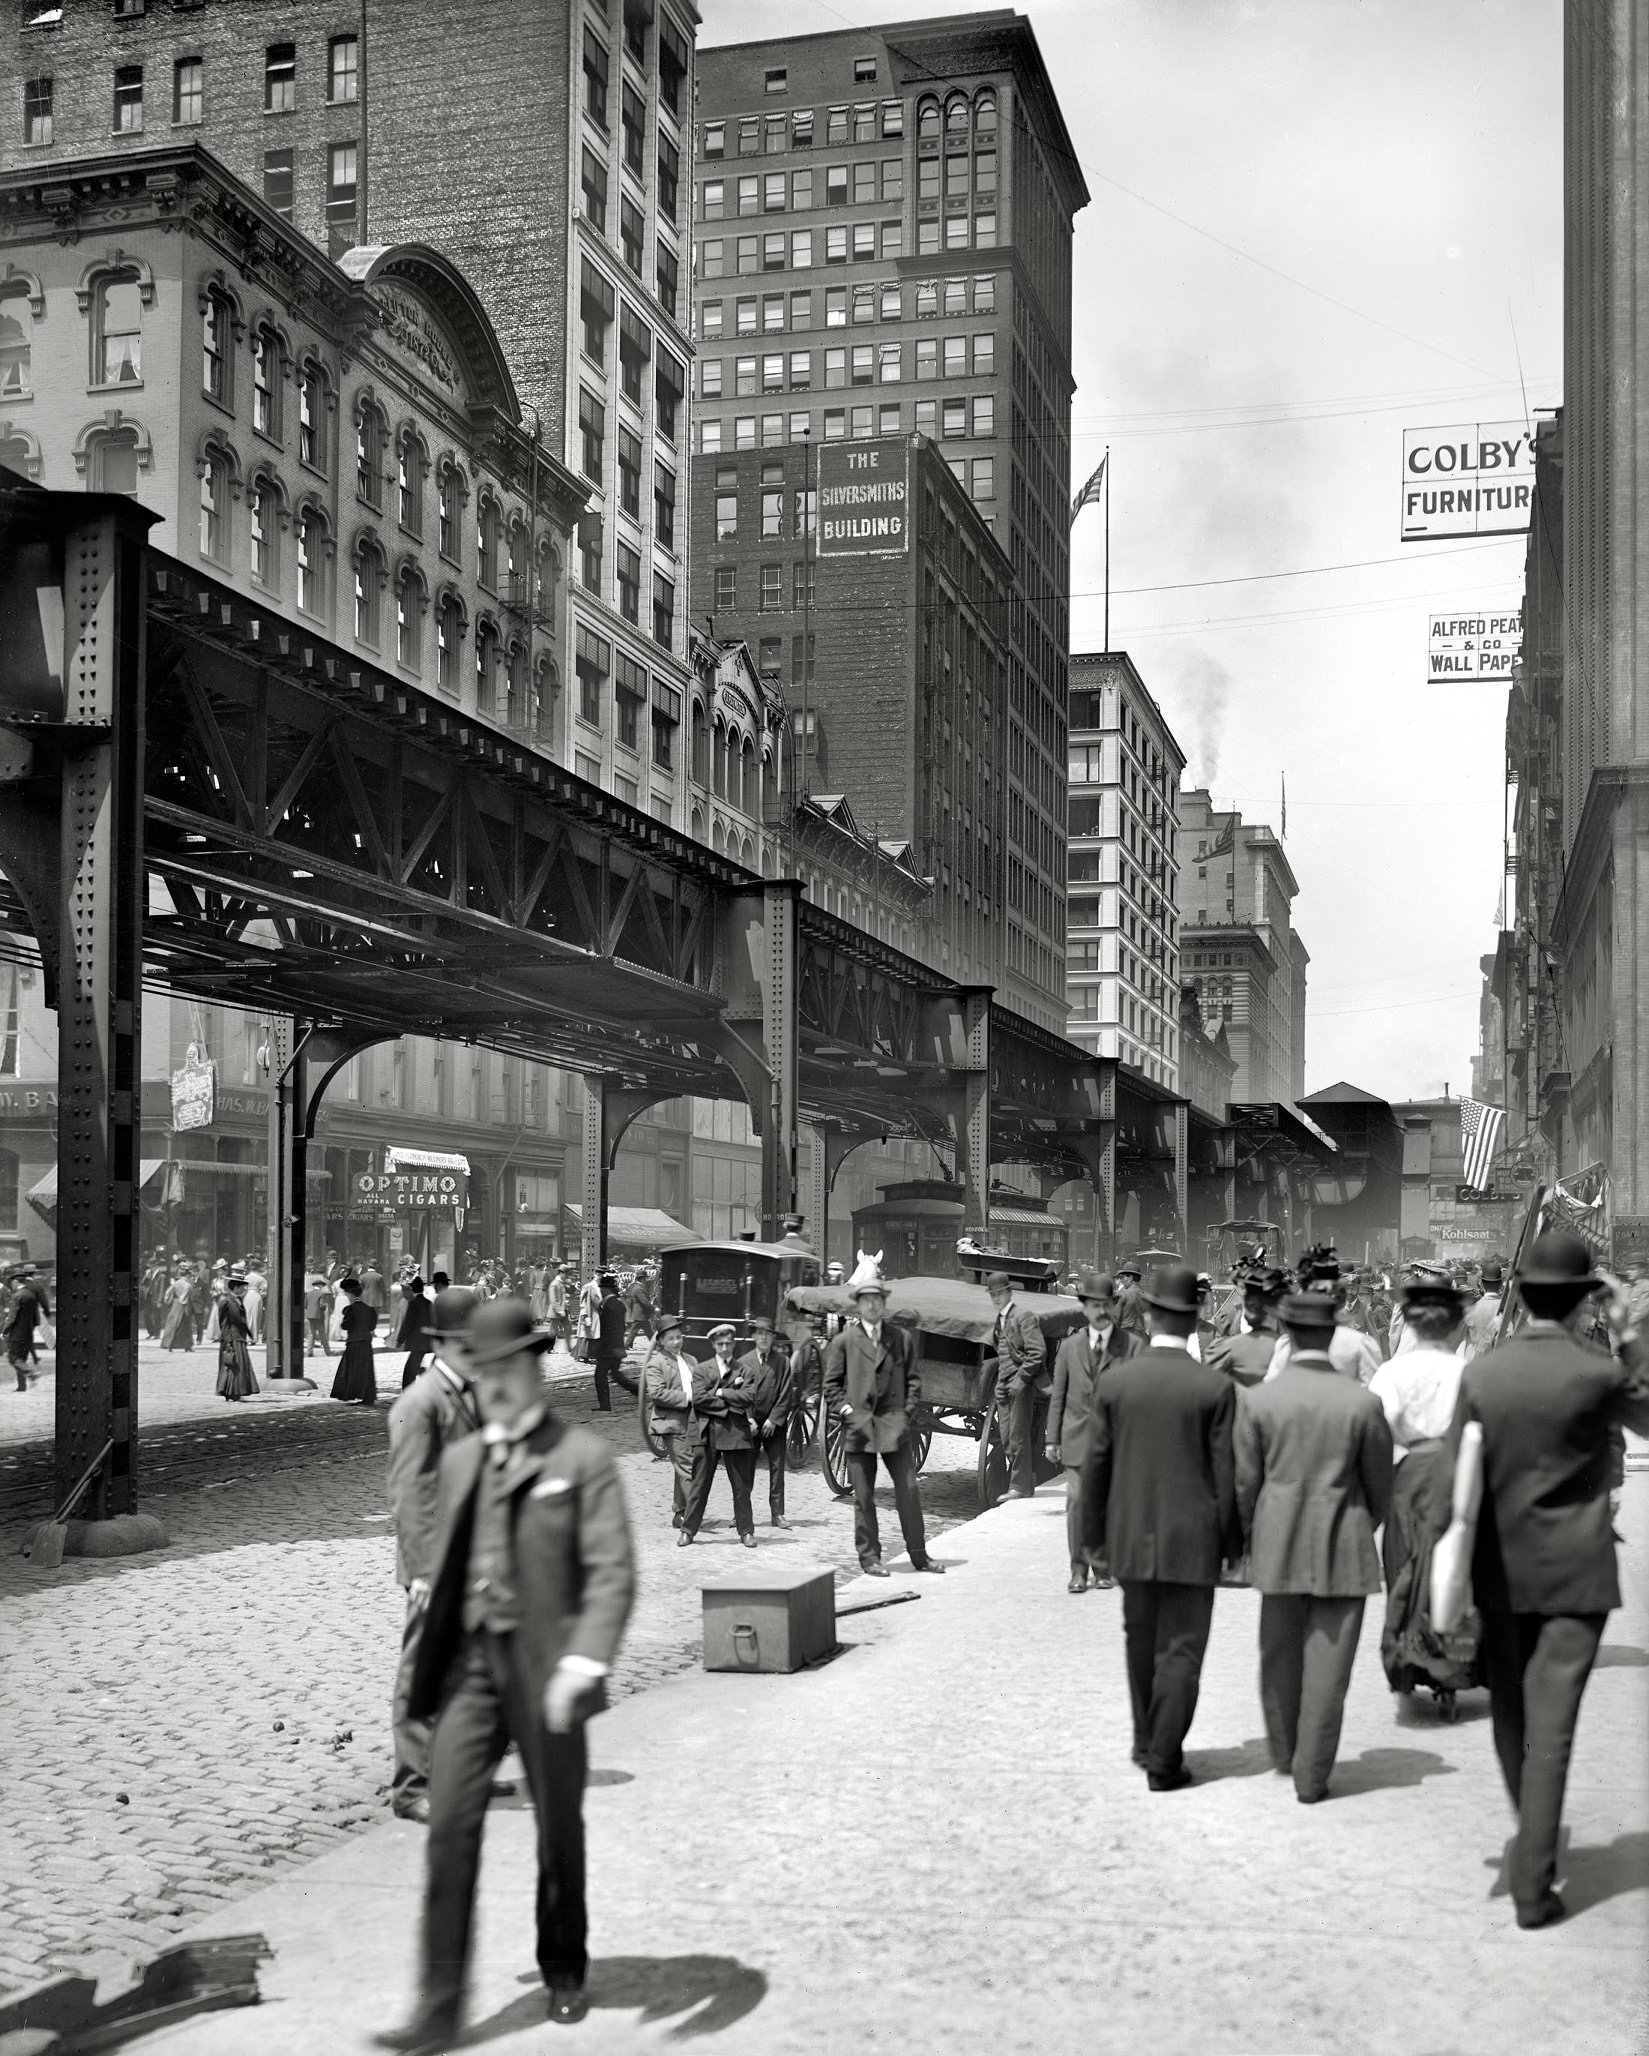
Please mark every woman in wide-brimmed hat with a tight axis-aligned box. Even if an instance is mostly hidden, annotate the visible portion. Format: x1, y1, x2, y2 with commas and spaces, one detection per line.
214, 1268, 259, 1402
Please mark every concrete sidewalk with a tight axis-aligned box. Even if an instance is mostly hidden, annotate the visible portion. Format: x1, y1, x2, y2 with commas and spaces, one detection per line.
125, 1476, 1647, 2056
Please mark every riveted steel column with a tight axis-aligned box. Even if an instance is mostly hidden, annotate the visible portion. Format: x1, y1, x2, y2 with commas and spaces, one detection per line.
1097, 1063, 1118, 1270
580, 1075, 607, 1274
959, 990, 991, 1240
1173, 1101, 1189, 1257
54, 507, 149, 1514
760, 881, 800, 1238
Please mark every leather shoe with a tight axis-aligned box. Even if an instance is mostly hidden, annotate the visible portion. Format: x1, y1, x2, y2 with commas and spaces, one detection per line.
910, 1559, 945, 1574
676, 1530, 694, 1547
1067, 1571, 1090, 1594
488, 1779, 516, 1800
547, 1981, 589, 2025
372, 2013, 458, 2053
770, 1515, 792, 1529
1147, 1768, 1194, 1792
862, 1561, 891, 1577
1515, 1890, 1567, 1930
739, 1533, 757, 1549
391, 1798, 430, 1824
1130, 1746, 1148, 1768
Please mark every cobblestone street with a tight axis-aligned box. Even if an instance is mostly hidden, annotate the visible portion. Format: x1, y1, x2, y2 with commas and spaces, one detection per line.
0, 1344, 980, 1999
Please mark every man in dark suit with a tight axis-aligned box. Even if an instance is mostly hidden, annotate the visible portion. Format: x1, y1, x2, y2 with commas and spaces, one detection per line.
1081, 1263, 1239, 1790
1447, 1229, 1649, 1929
1235, 1291, 1394, 1803
744, 1314, 797, 1529
385, 1287, 482, 1823
397, 1276, 434, 1388
376, 1297, 634, 2050
1113, 1261, 1148, 1340
591, 1271, 626, 1412
1047, 1271, 1142, 1592
985, 1270, 1050, 1501
643, 1311, 714, 1532
679, 1321, 761, 1548
824, 1257, 945, 1578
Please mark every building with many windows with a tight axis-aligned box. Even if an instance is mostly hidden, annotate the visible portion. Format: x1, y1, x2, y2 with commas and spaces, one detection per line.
1063, 653, 1185, 1088
692, 13, 1086, 1029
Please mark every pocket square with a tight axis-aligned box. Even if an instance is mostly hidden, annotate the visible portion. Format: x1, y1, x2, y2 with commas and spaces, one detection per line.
530, 1475, 575, 1500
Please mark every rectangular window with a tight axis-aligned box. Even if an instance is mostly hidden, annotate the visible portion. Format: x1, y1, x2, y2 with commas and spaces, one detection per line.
659, 15, 687, 116
972, 332, 994, 375
825, 226, 847, 263
735, 296, 758, 335
327, 141, 358, 224
790, 228, 813, 268
738, 117, 759, 155
736, 236, 758, 274
735, 415, 756, 448
944, 279, 966, 316
826, 106, 848, 145
851, 283, 875, 325
974, 275, 996, 313
824, 347, 846, 389
943, 335, 966, 378
615, 653, 645, 747
975, 212, 997, 249
618, 304, 649, 406
792, 557, 816, 607
265, 42, 295, 114
653, 461, 676, 546
702, 119, 725, 158
851, 404, 873, 438
878, 341, 901, 383
792, 108, 814, 147
880, 158, 903, 203
788, 349, 811, 389
580, 258, 614, 363
826, 164, 848, 207
621, 198, 644, 273
617, 426, 642, 518
762, 231, 785, 271
880, 221, 902, 260
942, 397, 966, 437
702, 178, 726, 221
736, 355, 757, 397
583, 148, 609, 231
764, 112, 785, 152
762, 293, 785, 333
853, 103, 875, 143
700, 299, 724, 340
760, 563, 781, 611
914, 398, 936, 437
579, 388, 605, 481
329, 34, 358, 104
658, 135, 680, 223
915, 337, 937, 380
794, 486, 817, 539
700, 238, 724, 278
579, 508, 603, 589
113, 64, 143, 133
576, 625, 610, 724
789, 408, 811, 441
656, 240, 678, 318
971, 394, 994, 436
622, 81, 645, 176
789, 289, 812, 330
715, 488, 737, 541
714, 565, 736, 608
881, 100, 904, 137
583, 28, 609, 128
23, 77, 52, 147
852, 222, 875, 259
850, 343, 873, 385
616, 542, 641, 623
972, 455, 995, 501
918, 219, 940, 255
825, 287, 847, 328
764, 171, 786, 211
878, 401, 900, 435
852, 161, 875, 205
761, 486, 782, 537
263, 146, 294, 218
823, 407, 846, 440
791, 168, 813, 210
762, 353, 783, 393
652, 570, 675, 646
975, 150, 997, 197
172, 56, 202, 126
656, 348, 684, 438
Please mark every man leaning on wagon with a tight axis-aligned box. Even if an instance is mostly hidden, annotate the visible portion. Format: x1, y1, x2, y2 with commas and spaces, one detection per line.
985, 1270, 1051, 1502
1047, 1271, 1141, 1592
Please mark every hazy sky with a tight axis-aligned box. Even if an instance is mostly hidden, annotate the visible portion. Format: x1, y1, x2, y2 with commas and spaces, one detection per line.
703, 0, 1562, 1101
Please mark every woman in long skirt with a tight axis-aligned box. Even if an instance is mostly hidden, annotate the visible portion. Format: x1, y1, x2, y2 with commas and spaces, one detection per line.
214, 1272, 259, 1401
160, 1269, 195, 1350
330, 1278, 379, 1404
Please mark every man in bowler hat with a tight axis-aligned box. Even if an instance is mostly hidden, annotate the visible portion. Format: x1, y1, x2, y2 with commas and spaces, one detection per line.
1046, 1272, 1142, 1591
1446, 1228, 1649, 1928
985, 1270, 1050, 1500
377, 1298, 634, 2047
1235, 1290, 1394, 1802
1081, 1263, 1239, 1788
643, 1311, 713, 1530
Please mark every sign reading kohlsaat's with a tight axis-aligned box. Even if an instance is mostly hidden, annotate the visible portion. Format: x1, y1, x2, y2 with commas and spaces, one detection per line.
1428, 608, 1523, 682
1401, 422, 1536, 540
817, 438, 909, 556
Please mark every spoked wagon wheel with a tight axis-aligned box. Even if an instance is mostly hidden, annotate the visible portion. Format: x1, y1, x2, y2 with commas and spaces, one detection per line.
910, 1409, 933, 1472
786, 1380, 820, 1466
976, 1398, 1009, 1511
639, 1382, 669, 1460
821, 1406, 854, 1498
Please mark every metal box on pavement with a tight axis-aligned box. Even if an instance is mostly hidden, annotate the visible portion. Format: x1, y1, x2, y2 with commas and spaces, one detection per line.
701, 1565, 836, 1673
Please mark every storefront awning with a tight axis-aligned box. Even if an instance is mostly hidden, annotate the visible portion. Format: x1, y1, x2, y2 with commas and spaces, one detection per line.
987, 1205, 1061, 1229
562, 1203, 697, 1248
27, 1159, 164, 1219
385, 1148, 471, 1175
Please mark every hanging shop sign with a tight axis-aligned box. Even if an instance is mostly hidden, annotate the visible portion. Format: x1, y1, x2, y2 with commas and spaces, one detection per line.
171, 1045, 216, 1132
1428, 609, 1523, 683
1401, 423, 1536, 540
817, 437, 909, 557
357, 1148, 469, 1212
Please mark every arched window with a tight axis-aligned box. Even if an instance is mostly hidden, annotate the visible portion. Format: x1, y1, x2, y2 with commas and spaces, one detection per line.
712, 820, 727, 853
691, 697, 710, 784
436, 589, 466, 694
973, 88, 997, 135
711, 716, 727, 797
93, 272, 144, 386
477, 494, 501, 591
395, 561, 426, 671
353, 533, 386, 647
533, 654, 558, 734
505, 515, 527, 605
0, 430, 36, 479
298, 358, 331, 473
355, 397, 386, 510
534, 537, 558, 631
397, 430, 427, 539
297, 504, 331, 617
0, 295, 32, 399
248, 470, 283, 588
202, 284, 235, 405
198, 446, 231, 563
475, 617, 500, 713
690, 805, 706, 842
251, 323, 282, 439
437, 458, 464, 563
917, 96, 941, 140
741, 834, 755, 868
503, 638, 526, 727
944, 93, 969, 136
740, 737, 756, 814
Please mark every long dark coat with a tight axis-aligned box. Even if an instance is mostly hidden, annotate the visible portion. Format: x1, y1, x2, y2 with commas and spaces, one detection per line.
1080, 1344, 1239, 1582
1047, 1324, 1143, 1469
823, 1319, 922, 1454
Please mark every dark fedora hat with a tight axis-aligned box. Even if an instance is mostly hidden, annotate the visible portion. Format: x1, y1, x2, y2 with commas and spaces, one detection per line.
1401, 1276, 1464, 1314
1140, 1264, 1200, 1315
1519, 1228, 1601, 1289
1478, 1262, 1505, 1288
460, 1296, 555, 1367
1279, 1290, 1338, 1329
1074, 1269, 1116, 1304
429, 1284, 481, 1343
1245, 1265, 1288, 1298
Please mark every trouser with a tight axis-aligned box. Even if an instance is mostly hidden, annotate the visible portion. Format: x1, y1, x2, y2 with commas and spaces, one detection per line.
1120, 1580, 1216, 1779
307, 1312, 330, 1355
9, 1339, 31, 1390
996, 1376, 1049, 1496
402, 1349, 429, 1390
847, 1444, 928, 1570
758, 1431, 787, 1520
665, 1427, 703, 1524
423, 1630, 588, 2020
391, 1595, 432, 1810
1479, 1606, 1606, 1909
684, 1444, 756, 1538
1258, 1593, 1366, 1799
591, 1353, 619, 1411
1063, 1467, 1098, 1574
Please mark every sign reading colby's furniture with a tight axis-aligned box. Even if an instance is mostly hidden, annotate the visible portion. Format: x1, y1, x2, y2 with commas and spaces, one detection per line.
1401, 423, 1536, 540
817, 439, 909, 556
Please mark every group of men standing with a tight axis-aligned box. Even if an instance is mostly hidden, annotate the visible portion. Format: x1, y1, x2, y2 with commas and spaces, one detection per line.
645, 1308, 803, 1546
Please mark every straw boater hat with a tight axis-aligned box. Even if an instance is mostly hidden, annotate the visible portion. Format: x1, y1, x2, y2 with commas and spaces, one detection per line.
844, 1250, 887, 1298
706, 1320, 737, 1342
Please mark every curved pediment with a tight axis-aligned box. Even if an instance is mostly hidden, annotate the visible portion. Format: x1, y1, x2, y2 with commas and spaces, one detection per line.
337, 243, 518, 419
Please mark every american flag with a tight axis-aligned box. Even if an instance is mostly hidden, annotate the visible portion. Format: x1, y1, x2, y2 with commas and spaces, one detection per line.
1459, 1096, 1506, 1192
1070, 454, 1107, 525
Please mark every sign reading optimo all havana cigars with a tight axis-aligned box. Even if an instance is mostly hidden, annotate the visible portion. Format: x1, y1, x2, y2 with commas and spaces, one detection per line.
1401, 422, 1536, 540
817, 438, 909, 556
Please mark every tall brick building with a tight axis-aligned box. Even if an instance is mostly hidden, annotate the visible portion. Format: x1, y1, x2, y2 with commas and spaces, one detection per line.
692, 12, 1086, 1030
2, 0, 698, 819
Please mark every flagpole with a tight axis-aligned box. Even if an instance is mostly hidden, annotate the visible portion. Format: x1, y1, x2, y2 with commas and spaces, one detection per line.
1103, 444, 1111, 652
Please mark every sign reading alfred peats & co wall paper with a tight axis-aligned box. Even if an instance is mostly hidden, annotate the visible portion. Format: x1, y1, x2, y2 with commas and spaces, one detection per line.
1401, 423, 1535, 540
1428, 609, 1523, 683
817, 438, 909, 556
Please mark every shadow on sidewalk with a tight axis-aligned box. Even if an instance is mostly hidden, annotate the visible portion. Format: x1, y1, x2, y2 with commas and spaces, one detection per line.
1187, 1736, 1276, 1782
1594, 1642, 1649, 1668
1329, 1746, 1455, 1797
476, 1953, 767, 2041
1485, 1827, 1649, 1916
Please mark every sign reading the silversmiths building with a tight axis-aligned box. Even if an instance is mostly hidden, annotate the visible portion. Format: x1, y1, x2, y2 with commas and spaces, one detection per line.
817, 437, 909, 556
1401, 423, 1536, 540
1428, 608, 1523, 682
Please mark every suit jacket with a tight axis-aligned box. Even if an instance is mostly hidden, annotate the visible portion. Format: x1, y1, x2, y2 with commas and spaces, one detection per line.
1449, 1325, 1649, 1616
1079, 1343, 1239, 1583
1207, 1328, 1277, 1389
824, 1319, 922, 1453
397, 1293, 434, 1354
408, 1412, 635, 1722
705, 1354, 763, 1450
1047, 1324, 1142, 1468
990, 1301, 1050, 1393
1113, 1284, 1148, 1339
387, 1361, 482, 1586
643, 1346, 717, 1444
743, 1345, 796, 1432
595, 1292, 627, 1361
1234, 1358, 1394, 1596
